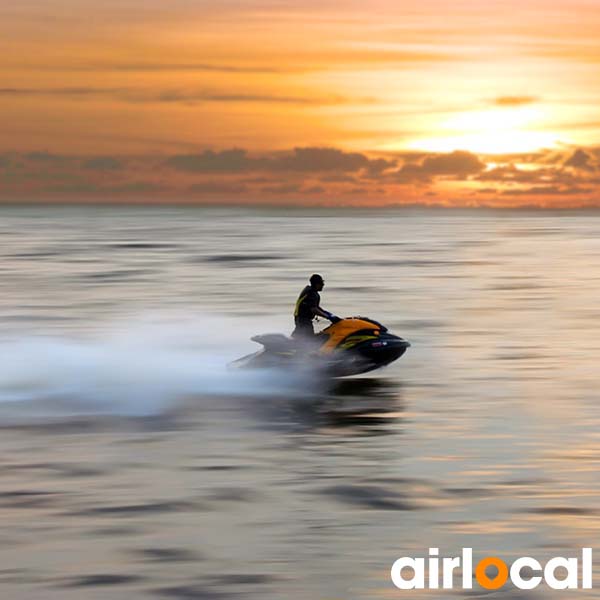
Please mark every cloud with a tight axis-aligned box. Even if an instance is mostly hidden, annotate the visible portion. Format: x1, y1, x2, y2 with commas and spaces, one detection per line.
475, 162, 598, 190
500, 185, 591, 196
11, 46, 459, 77
44, 181, 165, 195
55, 63, 284, 74
273, 147, 370, 172
154, 92, 353, 105
0, 87, 118, 97
394, 162, 433, 183
0, 165, 87, 187
0, 87, 354, 106
421, 151, 486, 176
165, 147, 390, 175
318, 173, 358, 183
165, 149, 260, 173
24, 151, 68, 163
0, 152, 165, 199
260, 183, 303, 194
564, 148, 596, 171
476, 164, 558, 184
394, 150, 486, 182
82, 157, 123, 170
481, 150, 549, 163
493, 96, 539, 106
362, 157, 397, 177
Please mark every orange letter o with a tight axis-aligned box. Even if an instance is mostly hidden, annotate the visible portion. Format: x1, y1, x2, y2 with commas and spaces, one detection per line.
475, 557, 509, 590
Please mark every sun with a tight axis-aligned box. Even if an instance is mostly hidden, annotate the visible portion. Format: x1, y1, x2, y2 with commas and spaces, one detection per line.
407, 107, 560, 155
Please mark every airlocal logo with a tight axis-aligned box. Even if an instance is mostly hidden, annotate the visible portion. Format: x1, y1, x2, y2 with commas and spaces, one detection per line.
391, 548, 593, 591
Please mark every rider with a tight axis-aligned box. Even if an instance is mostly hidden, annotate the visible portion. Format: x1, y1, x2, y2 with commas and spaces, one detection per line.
292, 274, 340, 339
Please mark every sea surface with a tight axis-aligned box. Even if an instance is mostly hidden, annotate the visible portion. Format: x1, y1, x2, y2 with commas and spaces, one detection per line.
1, 205, 600, 599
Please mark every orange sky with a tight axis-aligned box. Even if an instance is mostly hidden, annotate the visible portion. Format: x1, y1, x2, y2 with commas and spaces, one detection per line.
1, 0, 600, 207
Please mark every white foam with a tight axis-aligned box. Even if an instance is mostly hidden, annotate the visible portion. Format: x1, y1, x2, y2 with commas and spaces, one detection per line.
0, 312, 300, 418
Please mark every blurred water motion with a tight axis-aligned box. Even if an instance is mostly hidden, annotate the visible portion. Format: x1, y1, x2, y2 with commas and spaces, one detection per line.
1, 206, 600, 598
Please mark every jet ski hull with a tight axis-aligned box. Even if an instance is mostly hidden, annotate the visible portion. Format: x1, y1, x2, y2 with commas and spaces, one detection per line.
230, 317, 410, 378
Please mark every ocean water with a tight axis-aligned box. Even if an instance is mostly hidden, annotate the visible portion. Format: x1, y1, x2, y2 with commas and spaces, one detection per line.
1, 205, 600, 598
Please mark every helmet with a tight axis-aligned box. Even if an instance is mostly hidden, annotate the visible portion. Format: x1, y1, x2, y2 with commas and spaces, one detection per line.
310, 273, 324, 286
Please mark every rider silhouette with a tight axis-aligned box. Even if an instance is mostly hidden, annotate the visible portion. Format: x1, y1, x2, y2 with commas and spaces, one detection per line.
292, 274, 339, 339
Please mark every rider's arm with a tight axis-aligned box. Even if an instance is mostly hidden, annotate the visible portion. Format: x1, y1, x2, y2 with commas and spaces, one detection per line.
313, 306, 340, 322
307, 290, 340, 322
313, 306, 331, 319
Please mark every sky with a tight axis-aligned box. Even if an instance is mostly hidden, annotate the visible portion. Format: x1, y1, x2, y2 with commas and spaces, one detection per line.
1, 0, 600, 207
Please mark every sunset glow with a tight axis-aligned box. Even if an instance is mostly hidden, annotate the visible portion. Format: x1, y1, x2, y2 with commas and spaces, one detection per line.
407, 108, 561, 155
1, 0, 600, 207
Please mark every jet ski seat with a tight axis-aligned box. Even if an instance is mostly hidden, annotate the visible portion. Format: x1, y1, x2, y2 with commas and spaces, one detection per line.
250, 333, 296, 352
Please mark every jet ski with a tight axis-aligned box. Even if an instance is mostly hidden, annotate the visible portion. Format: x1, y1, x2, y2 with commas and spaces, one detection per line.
229, 316, 410, 377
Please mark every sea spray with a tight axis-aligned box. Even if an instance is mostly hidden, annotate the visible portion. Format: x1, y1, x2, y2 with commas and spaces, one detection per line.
0, 312, 303, 418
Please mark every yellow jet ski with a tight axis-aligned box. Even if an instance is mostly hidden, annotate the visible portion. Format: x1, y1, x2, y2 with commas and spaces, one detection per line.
230, 317, 410, 377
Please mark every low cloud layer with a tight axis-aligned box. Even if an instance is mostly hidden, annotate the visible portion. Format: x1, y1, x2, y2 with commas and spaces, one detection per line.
165, 147, 394, 174
1, 145, 600, 207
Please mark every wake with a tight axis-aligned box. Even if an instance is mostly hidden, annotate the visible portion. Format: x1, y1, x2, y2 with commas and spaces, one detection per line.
0, 313, 302, 419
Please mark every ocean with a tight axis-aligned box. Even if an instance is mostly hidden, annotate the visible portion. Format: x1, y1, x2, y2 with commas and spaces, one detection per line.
1, 205, 599, 598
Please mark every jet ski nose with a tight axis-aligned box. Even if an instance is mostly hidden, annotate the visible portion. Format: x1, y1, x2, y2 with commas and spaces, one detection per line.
355, 335, 410, 365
